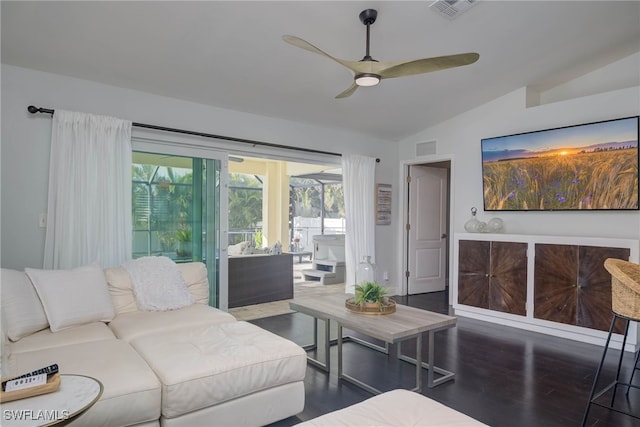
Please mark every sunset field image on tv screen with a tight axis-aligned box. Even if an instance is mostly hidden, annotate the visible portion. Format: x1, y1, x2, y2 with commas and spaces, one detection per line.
481, 116, 639, 211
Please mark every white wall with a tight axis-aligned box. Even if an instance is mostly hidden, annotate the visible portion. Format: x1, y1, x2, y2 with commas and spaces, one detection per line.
398, 85, 640, 242
1, 64, 399, 282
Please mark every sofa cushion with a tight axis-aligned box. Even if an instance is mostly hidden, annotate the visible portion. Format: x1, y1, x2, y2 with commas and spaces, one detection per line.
1, 268, 49, 341
9, 339, 161, 427
25, 263, 115, 332
130, 321, 307, 419
179, 262, 209, 305
295, 389, 488, 426
105, 262, 209, 315
10, 322, 116, 354
123, 256, 194, 311
104, 266, 139, 314
108, 303, 236, 343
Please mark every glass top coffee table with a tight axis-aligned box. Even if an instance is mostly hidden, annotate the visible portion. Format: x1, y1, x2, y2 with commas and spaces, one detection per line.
289, 293, 456, 394
0, 374, 102, 427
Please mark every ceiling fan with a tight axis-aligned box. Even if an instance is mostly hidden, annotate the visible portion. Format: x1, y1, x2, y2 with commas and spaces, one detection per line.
283, 9, 480, 99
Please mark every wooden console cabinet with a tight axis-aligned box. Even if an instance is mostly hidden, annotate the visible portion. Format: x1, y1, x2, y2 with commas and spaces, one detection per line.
228, 254, 293, 308
453, 233, 639, 351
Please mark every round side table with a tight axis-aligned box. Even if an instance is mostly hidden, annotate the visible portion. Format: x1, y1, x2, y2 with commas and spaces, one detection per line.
1, 374, 103, 427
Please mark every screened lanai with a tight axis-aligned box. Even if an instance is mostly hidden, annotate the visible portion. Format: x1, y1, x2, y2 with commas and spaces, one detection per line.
226, 155, 344, 254
288, 172, 344, 252
132, 153, 344, 260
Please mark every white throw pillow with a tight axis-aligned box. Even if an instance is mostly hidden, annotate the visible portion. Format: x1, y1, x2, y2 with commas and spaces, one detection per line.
1, 268, 49, 341
123, 256, 194, 311
25, 263, 116, 332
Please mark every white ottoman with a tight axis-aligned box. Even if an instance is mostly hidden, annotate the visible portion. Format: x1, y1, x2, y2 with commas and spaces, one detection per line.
297, 389, 488, 426
130, 321, 307, 425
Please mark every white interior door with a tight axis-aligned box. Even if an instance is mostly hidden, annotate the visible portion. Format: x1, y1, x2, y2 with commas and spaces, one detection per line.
407, 165, 448, 294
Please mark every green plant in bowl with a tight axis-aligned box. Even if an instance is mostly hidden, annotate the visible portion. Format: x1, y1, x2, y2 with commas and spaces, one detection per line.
354, 281, 389, 311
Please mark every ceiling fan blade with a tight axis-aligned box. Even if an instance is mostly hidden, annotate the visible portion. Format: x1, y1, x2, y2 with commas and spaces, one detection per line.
335, 83, 359, 99
283, 35, 358, 70
380, 53, 479, 79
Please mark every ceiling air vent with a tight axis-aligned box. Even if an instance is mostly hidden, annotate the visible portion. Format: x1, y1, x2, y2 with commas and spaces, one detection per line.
430, 0, 479, 20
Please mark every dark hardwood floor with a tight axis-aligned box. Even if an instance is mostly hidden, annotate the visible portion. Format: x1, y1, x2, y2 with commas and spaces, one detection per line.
252, 291, 640, 427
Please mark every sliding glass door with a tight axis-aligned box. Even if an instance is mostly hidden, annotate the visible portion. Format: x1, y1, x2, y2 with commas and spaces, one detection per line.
131, 148, 228, 309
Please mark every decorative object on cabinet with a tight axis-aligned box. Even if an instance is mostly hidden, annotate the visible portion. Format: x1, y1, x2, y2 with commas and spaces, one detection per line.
464, 207, 483, 233
486, 217, 504, 233
464, 207, 504, 233
481, 115, 639, 211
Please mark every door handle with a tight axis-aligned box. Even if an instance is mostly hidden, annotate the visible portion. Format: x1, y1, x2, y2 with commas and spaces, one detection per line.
441, 233, 447, 238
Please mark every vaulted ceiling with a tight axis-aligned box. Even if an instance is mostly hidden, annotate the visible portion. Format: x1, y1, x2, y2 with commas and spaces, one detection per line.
2, 1, 639, 141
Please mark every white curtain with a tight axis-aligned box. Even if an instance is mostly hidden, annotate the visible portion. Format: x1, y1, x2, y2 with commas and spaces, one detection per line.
44, 110, 132, 269
342, 154, 376, 293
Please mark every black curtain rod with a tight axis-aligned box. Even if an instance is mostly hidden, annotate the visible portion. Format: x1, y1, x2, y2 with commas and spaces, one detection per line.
27, 105, 380, 163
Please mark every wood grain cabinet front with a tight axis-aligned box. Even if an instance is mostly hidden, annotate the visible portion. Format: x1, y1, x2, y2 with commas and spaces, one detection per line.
454, 233, 639, 348
534, 244, 630, 333
458, 240, 527, 316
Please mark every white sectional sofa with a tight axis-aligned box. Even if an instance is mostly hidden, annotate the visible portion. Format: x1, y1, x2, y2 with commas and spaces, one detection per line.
1, 261, 307, 426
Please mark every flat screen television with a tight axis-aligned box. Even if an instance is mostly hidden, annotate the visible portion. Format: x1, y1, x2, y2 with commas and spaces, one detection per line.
481, 116, 639, 211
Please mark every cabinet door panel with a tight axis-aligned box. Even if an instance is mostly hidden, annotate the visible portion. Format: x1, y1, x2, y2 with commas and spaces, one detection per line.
534, 244, 577, 325
458, 240, 490, 309
490, 242, 527, 315
578, 246, 630, 333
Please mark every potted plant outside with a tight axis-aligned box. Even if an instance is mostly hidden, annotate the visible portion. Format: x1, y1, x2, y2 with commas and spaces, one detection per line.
175, 227, 192, 258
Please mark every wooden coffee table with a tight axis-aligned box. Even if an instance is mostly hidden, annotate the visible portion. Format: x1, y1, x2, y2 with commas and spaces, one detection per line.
289, 293, 456, 394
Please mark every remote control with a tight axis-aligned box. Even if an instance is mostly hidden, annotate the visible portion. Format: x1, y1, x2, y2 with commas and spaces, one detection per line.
1, 364, 58, 391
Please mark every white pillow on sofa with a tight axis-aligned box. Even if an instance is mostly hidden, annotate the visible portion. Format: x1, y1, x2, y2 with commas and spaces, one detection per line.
25, 263, 115, 332
1, 268, 49, 341
123, 256, 194, 311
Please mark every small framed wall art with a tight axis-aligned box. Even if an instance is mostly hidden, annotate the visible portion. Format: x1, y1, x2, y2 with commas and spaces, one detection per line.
375, 184, 392, 225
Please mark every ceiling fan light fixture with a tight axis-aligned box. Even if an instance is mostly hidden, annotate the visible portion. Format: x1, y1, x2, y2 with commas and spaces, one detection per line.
355, 73, 381, 87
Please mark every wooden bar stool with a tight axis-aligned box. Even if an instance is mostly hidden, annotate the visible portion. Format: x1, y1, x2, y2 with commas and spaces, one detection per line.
582, 258, 640, 426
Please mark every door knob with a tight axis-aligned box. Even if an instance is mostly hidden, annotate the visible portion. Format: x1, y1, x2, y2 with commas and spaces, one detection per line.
441, 233, 447, 238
